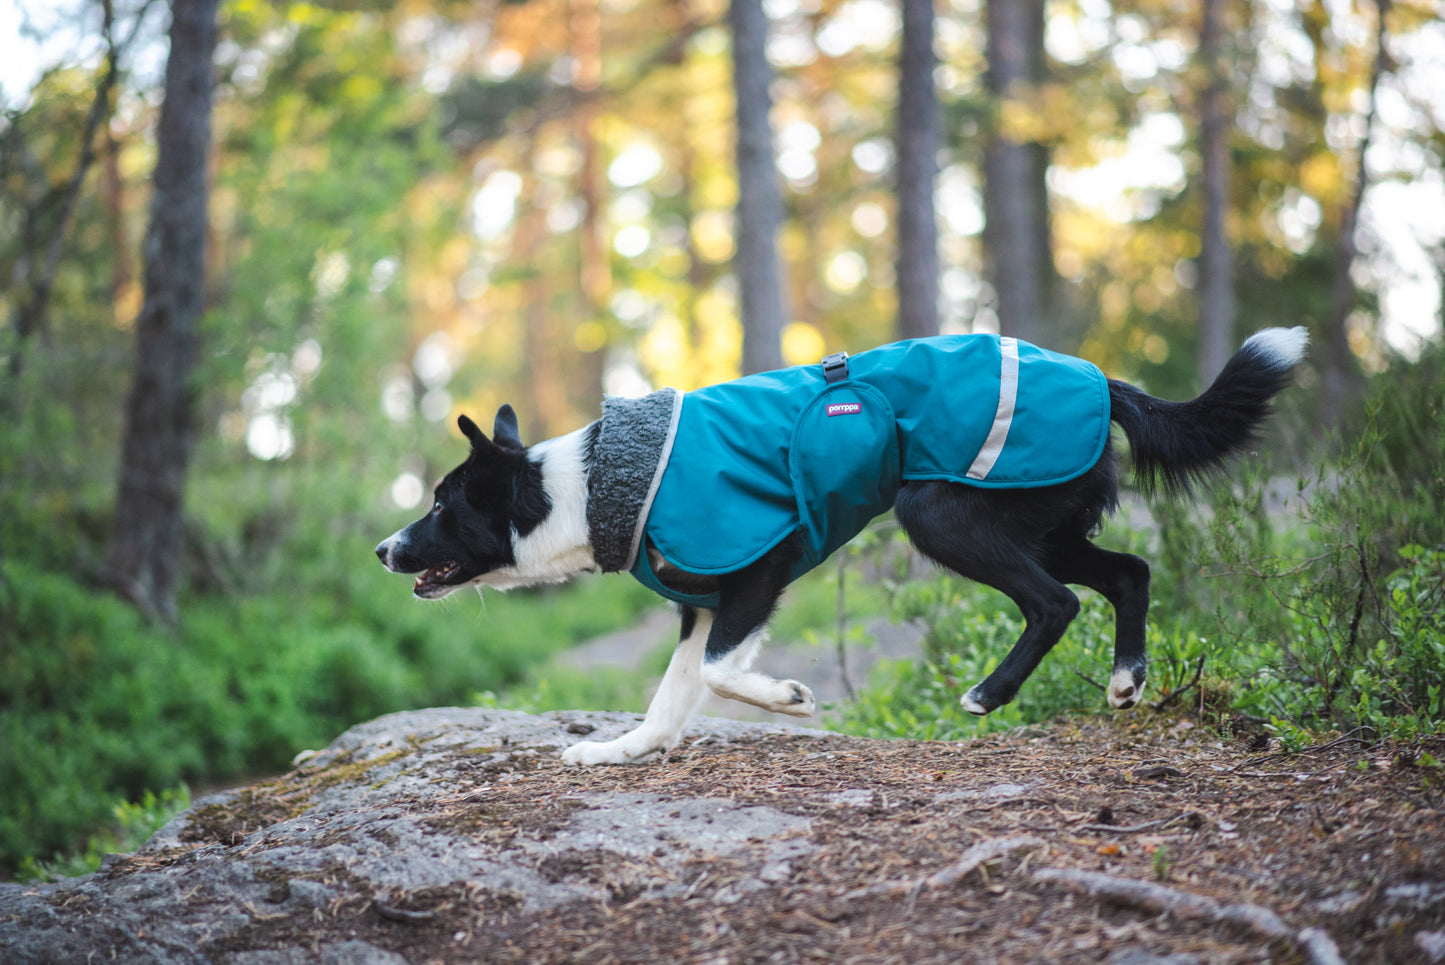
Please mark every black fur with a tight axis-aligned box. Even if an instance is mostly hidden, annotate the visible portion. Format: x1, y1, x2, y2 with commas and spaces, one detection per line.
1108, 338, 1298, 496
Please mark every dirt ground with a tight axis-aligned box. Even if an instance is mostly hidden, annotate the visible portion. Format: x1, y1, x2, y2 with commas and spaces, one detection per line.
88, 711, 1445, 965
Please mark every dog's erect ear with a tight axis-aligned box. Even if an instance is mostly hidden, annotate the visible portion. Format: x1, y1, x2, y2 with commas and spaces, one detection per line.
458, 414, 490, 450
493, 404, 524, 450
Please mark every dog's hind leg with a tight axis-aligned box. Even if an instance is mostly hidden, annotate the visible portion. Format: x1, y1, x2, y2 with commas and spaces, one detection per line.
896, 481, 1081, 714
1042, 532, 1151, 709
562, 608, 712, 765
701, 540, 817, 718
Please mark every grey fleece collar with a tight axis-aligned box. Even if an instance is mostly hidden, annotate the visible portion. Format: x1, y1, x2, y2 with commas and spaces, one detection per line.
586, 388, 683, 573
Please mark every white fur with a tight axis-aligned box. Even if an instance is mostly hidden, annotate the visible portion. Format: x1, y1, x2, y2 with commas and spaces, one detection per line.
1108, 667, 1143, 709
700, 629, 816, 717
476, 427, 597, 591
1242, 326, 1309, 368
563, 611, 712, 764
960, 688, 989, 715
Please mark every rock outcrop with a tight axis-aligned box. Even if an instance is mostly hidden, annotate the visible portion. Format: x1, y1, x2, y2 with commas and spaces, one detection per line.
0, 709, 821, 964
2, 708, 1439, 964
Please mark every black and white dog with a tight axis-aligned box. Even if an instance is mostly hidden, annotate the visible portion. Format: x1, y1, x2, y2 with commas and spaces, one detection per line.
376, 328, 1307, 765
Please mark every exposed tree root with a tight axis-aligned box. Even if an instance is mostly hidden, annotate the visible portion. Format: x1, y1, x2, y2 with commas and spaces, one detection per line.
1034, 867, 1345, 964
841, 835, 1047, 901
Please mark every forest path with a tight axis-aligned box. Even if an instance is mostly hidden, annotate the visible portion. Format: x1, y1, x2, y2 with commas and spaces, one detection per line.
565, 604, 927, 721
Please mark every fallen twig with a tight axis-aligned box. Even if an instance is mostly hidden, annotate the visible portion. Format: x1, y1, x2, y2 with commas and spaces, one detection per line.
1075, 811, 1200, 835
373, 899, 438, 923
842, 836, 1047, 901
1034, 868, 1344, 964
1150, 656, 1206, 712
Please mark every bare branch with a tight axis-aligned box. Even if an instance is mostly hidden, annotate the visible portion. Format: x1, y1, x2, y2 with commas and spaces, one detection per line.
7, 0, 164, 374
1150, 656, 1206, 712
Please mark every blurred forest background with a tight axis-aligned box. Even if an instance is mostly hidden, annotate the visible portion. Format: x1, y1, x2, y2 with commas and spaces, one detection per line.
1, 0, 1442, 876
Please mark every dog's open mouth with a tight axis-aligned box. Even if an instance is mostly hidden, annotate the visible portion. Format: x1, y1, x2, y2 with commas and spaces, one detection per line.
414, 562, 462, 598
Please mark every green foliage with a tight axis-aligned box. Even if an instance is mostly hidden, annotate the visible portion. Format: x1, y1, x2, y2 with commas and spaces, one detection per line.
839, 588, 1122, 739
1190, 350, 1445, 740
16, 788, 192, 884
0, 558, 654, 876
1151, 844, 1170, 881
1240, 543, 1445, 743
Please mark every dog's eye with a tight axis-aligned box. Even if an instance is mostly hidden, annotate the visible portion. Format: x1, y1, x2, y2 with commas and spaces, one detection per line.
431, 501, 442, 515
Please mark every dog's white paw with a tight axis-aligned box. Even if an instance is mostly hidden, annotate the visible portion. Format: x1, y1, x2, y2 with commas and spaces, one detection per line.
1108, 668, 1144, 709
773, 680, 816, 717
960, 687, 990, 715
703, 668, 816, 717
562, 737, 660, 766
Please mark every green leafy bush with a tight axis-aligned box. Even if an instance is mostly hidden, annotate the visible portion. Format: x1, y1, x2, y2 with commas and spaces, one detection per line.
0, 560, 654, 876
1193, 346, 1444, 739
17, 788, 193, 883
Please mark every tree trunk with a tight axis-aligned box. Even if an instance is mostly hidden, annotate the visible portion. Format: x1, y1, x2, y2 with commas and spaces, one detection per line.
570, 0, 609, 416
729, 0, 787, 374
519, 164, 569, 439
982, 0, 1053, 346
106, 0, 218, 624
1319, 0, 1387, 431
895, 0, 940, 340
1197, 0, 1236, 385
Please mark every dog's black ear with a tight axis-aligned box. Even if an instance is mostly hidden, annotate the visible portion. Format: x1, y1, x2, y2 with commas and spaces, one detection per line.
493, 404, 524, 450
458, 414, 490, 450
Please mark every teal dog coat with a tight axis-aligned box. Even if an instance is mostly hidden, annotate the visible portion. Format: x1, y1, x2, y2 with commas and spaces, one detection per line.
585, 335, 1110, 608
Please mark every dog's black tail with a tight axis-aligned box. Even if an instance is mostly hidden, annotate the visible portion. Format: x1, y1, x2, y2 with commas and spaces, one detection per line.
1108, 326, 1308, 496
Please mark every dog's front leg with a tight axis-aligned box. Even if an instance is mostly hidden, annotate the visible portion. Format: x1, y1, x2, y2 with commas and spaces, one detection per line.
562, 609, 711, 765
701, 627, 816, 716
699, 541, 815, 717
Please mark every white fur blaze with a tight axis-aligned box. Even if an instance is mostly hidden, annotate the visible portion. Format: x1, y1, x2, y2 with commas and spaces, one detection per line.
563, 612, 710, 765
1108, 667, 1144, 709
483, 427, 596, 591
1242, 326, 1309, 369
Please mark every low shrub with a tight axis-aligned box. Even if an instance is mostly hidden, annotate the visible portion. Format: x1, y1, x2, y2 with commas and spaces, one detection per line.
0, 561, 654, 876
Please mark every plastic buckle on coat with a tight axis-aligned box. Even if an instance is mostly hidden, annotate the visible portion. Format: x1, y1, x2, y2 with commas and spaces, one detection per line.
821, 351, 850, 384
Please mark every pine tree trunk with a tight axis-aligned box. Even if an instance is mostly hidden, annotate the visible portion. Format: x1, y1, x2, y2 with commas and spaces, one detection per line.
1319, 0, 1387, 430
1197, 0, 1236, 386
895, 0, 940, 340
570, 0, 609, 416
106, 0, 218, 624
730, 0, 787, 374
982, 0, 1053, 346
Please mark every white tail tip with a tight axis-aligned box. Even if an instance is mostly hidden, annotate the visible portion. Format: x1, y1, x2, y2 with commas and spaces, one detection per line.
1242, 326, 1309, 368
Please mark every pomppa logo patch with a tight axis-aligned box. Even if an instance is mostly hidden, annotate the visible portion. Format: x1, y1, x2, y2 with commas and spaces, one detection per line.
826, 402, 862, 417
